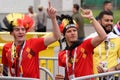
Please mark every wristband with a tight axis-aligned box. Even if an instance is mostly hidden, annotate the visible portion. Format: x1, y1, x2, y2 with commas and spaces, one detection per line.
89, 17, 94, 23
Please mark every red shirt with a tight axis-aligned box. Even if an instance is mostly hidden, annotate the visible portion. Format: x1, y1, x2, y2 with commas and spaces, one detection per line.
2, 38, 47, 79
58, 38, 94, 79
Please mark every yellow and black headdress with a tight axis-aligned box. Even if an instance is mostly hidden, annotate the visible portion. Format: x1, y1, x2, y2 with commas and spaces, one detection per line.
57, 14, 78, 35
3, 13, 34, 31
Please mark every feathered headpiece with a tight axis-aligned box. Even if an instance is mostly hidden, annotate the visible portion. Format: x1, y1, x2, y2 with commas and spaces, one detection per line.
113, 21, 120, 36
3, 13, 34, 31
56, 14, 78, 35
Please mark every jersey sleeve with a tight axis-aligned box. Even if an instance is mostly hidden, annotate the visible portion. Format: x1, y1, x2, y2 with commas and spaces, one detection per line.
28, 38, 47, 53
82, 38, 94, 55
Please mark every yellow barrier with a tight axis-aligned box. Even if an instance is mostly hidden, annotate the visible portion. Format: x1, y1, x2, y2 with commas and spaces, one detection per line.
0, 43, 4, 63
0, 32, 59, 74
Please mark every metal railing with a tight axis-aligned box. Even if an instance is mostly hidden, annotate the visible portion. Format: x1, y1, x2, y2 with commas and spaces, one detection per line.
0, 76, 39, 80
72, 70, 120, 80
39, 57, 58, 77
40, 67, 54, 80
0, 56, 57, 80
2, 56, 120, 80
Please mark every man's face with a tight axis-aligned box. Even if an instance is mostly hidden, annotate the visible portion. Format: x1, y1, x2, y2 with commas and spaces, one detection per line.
105, 3, 112, 11
11, 26, 26, 42
65, 27, 78, 45
99, 14, 113, 34
29, 8, 33, 13
72, 7, 76, 13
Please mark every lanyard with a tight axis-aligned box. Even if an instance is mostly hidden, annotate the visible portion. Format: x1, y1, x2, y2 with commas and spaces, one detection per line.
66, 47, 77, 75
98, 40, 110, 61
11, 41, 26, 76
19, 41, 26, 66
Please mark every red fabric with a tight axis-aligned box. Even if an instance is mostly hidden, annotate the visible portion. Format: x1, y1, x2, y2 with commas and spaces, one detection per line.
58, 38, 94, 79
59, 22, 65, 33
16, 15, 34, 31
2, 38, 47, 79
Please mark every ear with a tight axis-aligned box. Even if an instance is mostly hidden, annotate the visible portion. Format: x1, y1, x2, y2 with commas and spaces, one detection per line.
10, 31, 13, 36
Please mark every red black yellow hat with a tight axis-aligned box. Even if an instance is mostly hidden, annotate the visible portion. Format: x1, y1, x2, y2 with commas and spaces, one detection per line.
3, 13, 34, 31
57, 14, 78, 35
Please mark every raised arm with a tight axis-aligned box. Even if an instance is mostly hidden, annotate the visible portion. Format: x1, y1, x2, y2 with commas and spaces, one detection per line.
44, 1, 61, 46
81, 8, 107, 47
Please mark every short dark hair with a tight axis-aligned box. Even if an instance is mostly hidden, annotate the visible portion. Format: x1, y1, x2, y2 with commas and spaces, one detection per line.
29, 6, 33, 9
103, 0, 112, 6
73, 4, 79, 11
98, 11, 113, 20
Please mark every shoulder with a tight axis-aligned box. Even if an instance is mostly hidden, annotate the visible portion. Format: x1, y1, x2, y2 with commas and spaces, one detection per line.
4, 42, 12, 47
80, 38, 94, 48
27, 38, 44, 43
110, 37, 120, 41
58, 50, 66, 56
3, 42, 12, 50
108, 32, 118, 37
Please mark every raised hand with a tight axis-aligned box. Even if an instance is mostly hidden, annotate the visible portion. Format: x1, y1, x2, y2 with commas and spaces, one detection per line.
47, 0, 57, 19
80, 7, 93, 19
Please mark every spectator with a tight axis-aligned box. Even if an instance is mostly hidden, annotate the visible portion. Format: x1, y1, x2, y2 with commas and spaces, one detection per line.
27, 6, 36, 19
26, 5, 36, 32
35, 5, 48, 32
86, 11, 120, 80
55, 8, 107, 80
72, 4, 85, 41
103, 0, 113, 13
96, 0, 113, 20
2, 2, 61, 79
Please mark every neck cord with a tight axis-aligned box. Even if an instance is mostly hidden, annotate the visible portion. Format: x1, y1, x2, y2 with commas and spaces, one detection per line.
66, 47, 77, 75
11, 41, 26, 77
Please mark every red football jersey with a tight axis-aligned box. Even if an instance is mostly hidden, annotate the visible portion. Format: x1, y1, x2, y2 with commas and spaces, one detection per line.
58, 38, 94, 80
2, 38, 47, 79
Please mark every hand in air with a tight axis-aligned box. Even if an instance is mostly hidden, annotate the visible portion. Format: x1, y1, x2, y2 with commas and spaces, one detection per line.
47, 0, 57, 19
80, 7, 93, 20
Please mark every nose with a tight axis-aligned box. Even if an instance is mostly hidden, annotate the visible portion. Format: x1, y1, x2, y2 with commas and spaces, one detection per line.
19, 29, 23, 33
71, 30, 77, 35
108, 20, 113, 24
71, 30, 75, 34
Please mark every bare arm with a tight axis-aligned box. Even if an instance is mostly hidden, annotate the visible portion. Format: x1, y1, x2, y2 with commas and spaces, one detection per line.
107, 63, 120, 72
44, 1, 61, 46
90, 17, 107, 47
81, 8, 107, 47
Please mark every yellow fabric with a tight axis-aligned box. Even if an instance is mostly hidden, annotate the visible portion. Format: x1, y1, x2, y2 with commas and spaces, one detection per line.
62, 19, 77, 28
93, 38, 120, 74
62, 19, 69, 27
6, 13, 24, 24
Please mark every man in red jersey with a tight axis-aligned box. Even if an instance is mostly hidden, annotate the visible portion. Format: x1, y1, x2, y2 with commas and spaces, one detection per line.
2, 1, 61, 79
55, 8, 107, 80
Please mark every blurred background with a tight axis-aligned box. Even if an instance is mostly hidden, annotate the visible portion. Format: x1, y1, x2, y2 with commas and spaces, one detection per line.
0, 0, 119, 31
